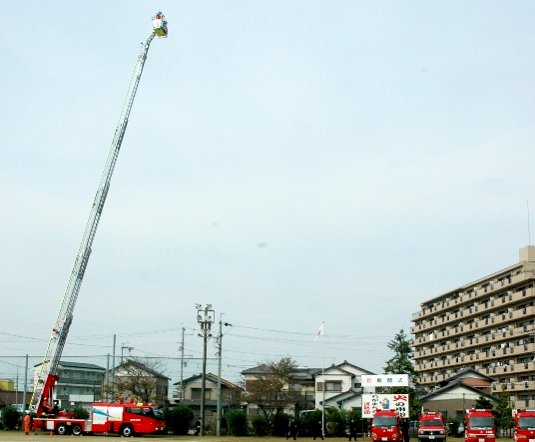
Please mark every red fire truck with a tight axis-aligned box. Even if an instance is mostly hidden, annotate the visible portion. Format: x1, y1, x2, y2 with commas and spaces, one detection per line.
513, 409, 535, 442
33, 401, 166, 437
372, 409, 403, 442
464, 409, 496, 442
418, 411, 446, 442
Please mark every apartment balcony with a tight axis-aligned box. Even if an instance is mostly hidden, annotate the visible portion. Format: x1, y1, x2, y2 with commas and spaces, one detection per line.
491, 380, 535, 393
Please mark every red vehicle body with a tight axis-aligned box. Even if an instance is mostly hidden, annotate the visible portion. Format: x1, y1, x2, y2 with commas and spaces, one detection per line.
372, 409, 403, 442
464, 409, 496, 442
418, 412, 447, 442
513, 409, 535, 442
32, 401, 166, 437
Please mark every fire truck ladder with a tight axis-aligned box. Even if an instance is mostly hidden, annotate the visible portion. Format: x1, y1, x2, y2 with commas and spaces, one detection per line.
30, 12, 168, 411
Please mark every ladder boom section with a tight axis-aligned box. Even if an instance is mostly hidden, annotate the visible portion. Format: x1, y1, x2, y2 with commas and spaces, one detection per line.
31, 19, 164, 409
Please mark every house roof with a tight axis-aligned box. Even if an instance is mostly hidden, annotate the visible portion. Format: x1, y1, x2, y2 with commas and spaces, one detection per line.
34, 360, 105, 371
114, 360, 170, 380
331, 360, 375, 376
419, 378, 497, 402
242, 361, 373, 378
57, 361, 106, 371
322, 390, 362, 406
175, 373, 242, 390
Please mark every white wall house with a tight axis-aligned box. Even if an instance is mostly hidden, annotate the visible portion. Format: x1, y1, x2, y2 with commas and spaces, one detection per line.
314, 361, 375, 411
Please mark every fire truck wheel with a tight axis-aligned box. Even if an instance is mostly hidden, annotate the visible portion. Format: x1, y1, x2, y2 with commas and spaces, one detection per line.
56, 424, 69, 435
72, 424, 82, 436
120, 424, 134, 437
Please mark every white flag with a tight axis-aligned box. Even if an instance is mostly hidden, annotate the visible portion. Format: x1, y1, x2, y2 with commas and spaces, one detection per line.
314, 321, 324, 341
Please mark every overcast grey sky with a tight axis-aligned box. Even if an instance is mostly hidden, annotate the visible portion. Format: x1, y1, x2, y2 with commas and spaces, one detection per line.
2, 1, 535, 388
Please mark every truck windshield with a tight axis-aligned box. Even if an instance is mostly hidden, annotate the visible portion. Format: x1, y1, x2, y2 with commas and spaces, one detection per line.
519, 417, 535, 429
421, 420, 443, 427
469, 417, 494, 429
374, 416, 398, 427
153, 408, 165, 419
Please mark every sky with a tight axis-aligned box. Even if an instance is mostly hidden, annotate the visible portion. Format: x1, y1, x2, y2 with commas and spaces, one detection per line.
2, 1, 535, 392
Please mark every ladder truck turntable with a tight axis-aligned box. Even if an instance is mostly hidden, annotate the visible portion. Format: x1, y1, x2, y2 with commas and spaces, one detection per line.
30, 11, 168, 437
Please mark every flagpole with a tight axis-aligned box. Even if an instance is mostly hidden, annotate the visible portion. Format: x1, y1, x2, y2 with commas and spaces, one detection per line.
321, 322, 325, 439
314, 321, 325, 438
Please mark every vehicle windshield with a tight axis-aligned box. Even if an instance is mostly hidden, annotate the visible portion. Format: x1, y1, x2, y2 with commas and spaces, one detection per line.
469, 417, 494, 429
374, 416, 398, 427
518, 417, 535, 429
153, 408, 165, 419
421, 420, 443, 427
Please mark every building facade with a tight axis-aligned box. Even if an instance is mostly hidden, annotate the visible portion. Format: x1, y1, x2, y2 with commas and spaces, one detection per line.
172, 373, 242, 425
33, 361, 106, 409
411, 245, 535, 408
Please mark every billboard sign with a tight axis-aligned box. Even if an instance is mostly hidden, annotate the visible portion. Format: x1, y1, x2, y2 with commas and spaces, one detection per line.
361, 374, 409, 387
362, 393, 409, 418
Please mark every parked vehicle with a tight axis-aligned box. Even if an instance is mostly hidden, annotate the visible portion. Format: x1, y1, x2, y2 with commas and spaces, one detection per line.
372, 409, 403, 442
32, 401, 166, 437
513, 409, 535, 442
464, 408, 496, 442
418, 411, 446, 442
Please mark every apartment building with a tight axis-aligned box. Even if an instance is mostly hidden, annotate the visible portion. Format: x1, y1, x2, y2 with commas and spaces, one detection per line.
411, 245, 535, 408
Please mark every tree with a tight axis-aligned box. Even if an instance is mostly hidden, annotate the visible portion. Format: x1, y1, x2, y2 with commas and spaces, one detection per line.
244, 357, 298, 429
384, 329, 417, 382
105, 357, 167, 403
383, 329, 421, 419
475, 395, 494, 410
494, 389, 513, 437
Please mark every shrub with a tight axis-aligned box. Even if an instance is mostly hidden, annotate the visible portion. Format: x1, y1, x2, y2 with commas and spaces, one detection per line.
165, 404, 193, 435
1, 405, 20, 430
273, 413, 291, 437
73, 405, 89, 419
226, 409, 248, 436
252, 414, 270, 436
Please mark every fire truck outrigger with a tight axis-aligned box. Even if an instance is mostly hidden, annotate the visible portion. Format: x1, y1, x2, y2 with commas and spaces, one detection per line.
29, 11, 168, 436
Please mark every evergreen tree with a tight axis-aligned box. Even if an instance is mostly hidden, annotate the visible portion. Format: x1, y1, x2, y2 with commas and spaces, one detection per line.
494, 390, 513, 437
383, 329, 417, 382
383, 329, 421, 419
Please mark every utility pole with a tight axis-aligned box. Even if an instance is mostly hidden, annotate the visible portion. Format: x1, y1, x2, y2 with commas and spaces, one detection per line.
216, 317, 232, 436
121, 343, 133, 364
196, 304, 215, 436
179, 327, 185, 402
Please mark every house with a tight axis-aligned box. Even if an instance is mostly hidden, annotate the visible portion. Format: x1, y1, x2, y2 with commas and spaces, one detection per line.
242, 360, 375, 417
0, 390, 31, 412
315, 361, 375, 410
33, 360, 105, 409
242, 364, 320, 417
110, 359, 169, 404
419, 368, 497, 420
173, 373, 243, 423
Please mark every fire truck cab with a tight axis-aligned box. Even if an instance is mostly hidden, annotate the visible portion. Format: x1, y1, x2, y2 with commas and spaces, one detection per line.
513, 409, 535, 442
464, 408, 496, 442
418, 411, 446, 442
372, 409, 403, 442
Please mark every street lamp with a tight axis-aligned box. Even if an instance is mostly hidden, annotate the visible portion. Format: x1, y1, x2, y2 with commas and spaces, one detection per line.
196, 304, 215, 436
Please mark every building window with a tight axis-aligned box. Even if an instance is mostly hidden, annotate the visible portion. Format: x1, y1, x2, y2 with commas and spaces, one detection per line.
325, 381, 342, 392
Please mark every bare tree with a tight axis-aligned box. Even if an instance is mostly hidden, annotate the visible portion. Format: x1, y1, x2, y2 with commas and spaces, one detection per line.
244, 357, 298, 424
105, 357, 167, 403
